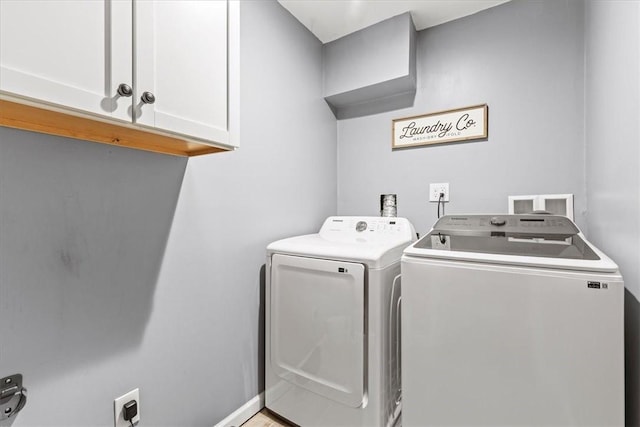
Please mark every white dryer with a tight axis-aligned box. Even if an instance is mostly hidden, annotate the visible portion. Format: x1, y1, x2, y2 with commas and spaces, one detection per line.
266, 216, 416, 427
401, 214, 624, 426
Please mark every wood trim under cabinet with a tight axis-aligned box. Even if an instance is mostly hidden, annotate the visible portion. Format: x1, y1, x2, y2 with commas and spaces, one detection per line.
0, 97, 229, 157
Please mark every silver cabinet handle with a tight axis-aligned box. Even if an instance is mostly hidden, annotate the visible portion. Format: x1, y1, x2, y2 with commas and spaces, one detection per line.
140, 91, 156, 105
116, 83, 133, 97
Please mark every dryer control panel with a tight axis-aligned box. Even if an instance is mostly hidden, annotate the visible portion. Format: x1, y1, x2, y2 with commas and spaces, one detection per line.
320, 216, 415, 243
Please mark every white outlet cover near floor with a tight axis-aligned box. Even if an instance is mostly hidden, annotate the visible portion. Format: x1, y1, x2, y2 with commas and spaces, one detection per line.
114, 388, 140, 427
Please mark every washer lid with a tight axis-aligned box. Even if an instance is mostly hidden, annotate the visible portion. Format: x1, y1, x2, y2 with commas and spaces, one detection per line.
267, 216, 416, 268
404, 214, 619, 273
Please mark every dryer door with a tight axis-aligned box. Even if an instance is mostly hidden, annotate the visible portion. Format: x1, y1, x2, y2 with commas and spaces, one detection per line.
270, 254, 366, 408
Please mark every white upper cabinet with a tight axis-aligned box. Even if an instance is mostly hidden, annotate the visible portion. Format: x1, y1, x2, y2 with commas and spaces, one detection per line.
0, 0, 233, 150
0, 0, 133, 121
135, 0, 229, 145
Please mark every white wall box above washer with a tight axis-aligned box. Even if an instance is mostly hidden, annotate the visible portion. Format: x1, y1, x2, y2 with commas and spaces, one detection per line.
0, 0, 238, 156
508, 194, 574, 219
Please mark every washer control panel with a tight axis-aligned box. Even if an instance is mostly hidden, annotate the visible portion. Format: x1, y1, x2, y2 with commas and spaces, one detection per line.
433, 214, 578, 235
416, 214, 598, 260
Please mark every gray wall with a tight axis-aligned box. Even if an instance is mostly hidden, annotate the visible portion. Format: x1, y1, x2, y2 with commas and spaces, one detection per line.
337, 0, 586, 235
0, 1, 337, 425
585, 1, 640, 425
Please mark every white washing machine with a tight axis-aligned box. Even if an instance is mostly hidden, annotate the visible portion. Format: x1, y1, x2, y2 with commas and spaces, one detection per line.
401, 214, 625, 426
266, 216, 416, 427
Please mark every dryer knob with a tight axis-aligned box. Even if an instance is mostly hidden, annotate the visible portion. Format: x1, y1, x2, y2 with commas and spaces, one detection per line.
490, 217, 506, 226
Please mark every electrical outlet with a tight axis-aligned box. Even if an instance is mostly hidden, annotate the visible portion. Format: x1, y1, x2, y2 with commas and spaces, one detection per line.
429, 183, 450, 202
114, 388, 139, 427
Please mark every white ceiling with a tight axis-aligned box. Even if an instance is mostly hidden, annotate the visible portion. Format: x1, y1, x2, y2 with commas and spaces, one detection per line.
277, 0, 511, 43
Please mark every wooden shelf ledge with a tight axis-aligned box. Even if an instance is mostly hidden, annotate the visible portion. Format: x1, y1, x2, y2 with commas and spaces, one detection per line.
0, 98, 229, 157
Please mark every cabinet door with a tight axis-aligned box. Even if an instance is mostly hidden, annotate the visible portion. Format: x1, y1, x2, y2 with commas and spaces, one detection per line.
135, 0, 229, 145
0, 0, 132, 121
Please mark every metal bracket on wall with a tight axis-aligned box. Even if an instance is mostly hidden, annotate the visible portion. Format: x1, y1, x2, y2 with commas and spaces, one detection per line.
0, 374, 27, 427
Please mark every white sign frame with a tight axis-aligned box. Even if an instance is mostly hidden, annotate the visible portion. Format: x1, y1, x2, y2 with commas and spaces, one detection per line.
392, 104, 488, 149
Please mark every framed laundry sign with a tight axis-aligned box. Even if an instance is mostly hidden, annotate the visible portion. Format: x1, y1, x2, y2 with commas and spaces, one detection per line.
392, 104, 488, 149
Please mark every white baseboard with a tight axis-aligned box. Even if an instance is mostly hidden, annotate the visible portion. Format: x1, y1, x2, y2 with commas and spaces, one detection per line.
213, 392, 265, 427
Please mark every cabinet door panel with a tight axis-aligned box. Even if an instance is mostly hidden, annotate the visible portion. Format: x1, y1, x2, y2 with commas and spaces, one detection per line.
0, 0, 132, 121
135, 0, 229, 145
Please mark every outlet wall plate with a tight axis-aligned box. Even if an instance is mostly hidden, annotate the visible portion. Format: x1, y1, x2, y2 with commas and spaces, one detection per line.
429, 183, 450, 202
114, 388, 139, 427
